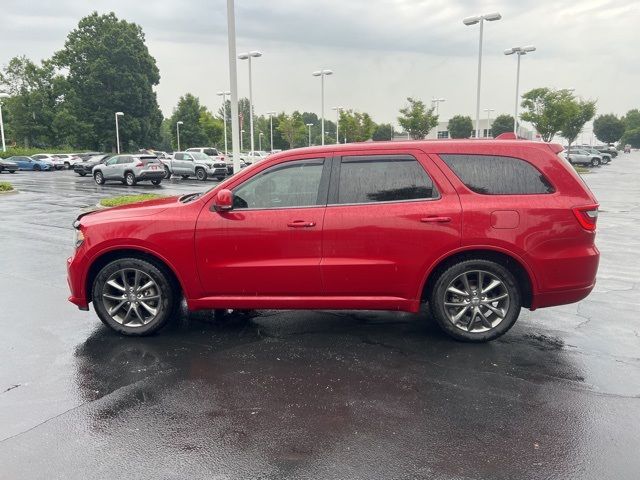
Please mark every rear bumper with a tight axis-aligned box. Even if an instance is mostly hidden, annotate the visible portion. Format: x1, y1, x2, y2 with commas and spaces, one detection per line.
530, 282, 596, 310
138, 171, 165, 180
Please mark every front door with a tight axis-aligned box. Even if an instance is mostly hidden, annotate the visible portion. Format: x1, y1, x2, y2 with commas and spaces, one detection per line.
195, 156, 330, 296
321, 149, 462, 301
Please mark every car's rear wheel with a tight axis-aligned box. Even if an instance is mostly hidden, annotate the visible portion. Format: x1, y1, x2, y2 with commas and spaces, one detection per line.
64, 162, 71, 169
9, 170, 16, 174
94, 171, 105, 185
195, 168, 207, 181
163, 166, 171, 179
125, 172, 137, 186
92, 258, 177, 336
429, 259, 521, 342
79, 172, 87, 177
33, 164, 41, 171
591, 158, 600, 167
151, 179, 162, 185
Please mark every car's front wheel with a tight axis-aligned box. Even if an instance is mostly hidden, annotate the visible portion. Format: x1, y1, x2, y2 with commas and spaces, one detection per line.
33, 164, 41, 171
92, 258, 177, 335
429, 259, 521, 342
591, 157, 600, 167
151, 179, 162, 185
163, 166, 171, 179
195, 168, 207, 181
94, 171, 105, 185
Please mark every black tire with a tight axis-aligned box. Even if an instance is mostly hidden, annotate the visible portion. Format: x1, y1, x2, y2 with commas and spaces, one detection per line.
91, 257, 177, 336
181, 175, 190, 180
125, 172, 137, 186
33, 164, 41, 172
590, 158, 600, 167
9, 170, 16, 174
215, 176, 224, 181
151, 179, 162, 185
428, 259, 522, 342
195, 168, 207, 181
64, 162, 71, 169
79, 172, 87, 177
94, 171, 105, 185
163, 166, 171, 179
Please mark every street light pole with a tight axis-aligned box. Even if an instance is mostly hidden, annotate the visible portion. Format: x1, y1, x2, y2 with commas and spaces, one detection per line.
115, 112, 124, 154
431, 98, 446, 116
483, 108, 495, 137
0, 93, 9, 153
332, 106, 343, 145
504, 45, 536, 135
238, 51, 262, 153
312, 69, 333, 145
266, 111, 276, 152
216, 90, 231, 155
463, 12, 502, 138
306, 123, 313, 146
259, 132, 264, 151
176, 121, 183, 151
226, 0, 241, 174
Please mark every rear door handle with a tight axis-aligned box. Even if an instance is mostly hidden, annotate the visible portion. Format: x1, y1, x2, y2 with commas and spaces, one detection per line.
420, 216, 452, 223
287, 220, 316, 228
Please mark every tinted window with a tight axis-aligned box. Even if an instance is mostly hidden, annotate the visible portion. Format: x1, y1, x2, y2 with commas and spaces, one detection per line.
174, 153, 184, 160
336, 155, 437, 204
233, 159, 324, 209
440, 154, 554, 195
118, 156, 132, 164
203, 148, 218, 156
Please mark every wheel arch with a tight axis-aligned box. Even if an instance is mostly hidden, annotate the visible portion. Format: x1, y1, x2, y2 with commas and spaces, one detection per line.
86, 248, 184, 303
420, 248, 535, 308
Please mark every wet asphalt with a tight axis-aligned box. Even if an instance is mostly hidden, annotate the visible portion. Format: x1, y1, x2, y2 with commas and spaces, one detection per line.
0, 156, 639, 479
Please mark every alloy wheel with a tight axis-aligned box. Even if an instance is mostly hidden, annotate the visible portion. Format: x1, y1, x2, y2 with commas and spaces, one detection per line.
101, 268, 163, 327
443, 270, 510, 333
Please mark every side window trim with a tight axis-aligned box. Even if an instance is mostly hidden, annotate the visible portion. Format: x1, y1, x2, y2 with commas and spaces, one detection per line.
227, 157, 332, 211
327, 153, 440, 206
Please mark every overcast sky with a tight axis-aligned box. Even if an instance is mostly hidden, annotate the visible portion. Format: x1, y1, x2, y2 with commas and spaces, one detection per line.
2, 0, 639, 138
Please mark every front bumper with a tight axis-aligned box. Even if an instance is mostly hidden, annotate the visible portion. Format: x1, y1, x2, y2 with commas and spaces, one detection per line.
206, 167, 228, 176
67, 255, 89, 310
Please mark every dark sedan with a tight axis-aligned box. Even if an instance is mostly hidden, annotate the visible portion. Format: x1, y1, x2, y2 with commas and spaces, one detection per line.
0, 158, 18, 174
73, 154, 111, 176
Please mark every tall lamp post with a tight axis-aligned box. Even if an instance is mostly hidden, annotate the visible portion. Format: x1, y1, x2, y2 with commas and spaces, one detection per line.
216, 90, 231, 155
176, 121, 183, 151
238, 51, 262, 153
483, 108, 495, 137
0, 93, 9, 153
306, 123, 314, 146
332, 106, 343, 145
259, 132, 264, 151
312, 69, 333, 145
504, 45, 536, 135
115, 112, 124, 153
431, 97, 446, 116
463, 12, 502, 138
266, 111, 276, 152
226, 0, 241, 174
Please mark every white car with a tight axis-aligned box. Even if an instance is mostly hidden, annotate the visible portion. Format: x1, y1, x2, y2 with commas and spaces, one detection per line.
31, 154, 64, 170
242, 151, 270, 165
52, 154, 82, 169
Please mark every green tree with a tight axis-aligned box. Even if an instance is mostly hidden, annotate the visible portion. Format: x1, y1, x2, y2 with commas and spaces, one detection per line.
199, 109, 224, 147
621, 128, 640, 148
276, 113, 305, 149
560, 99, 597, 151
491, 114, 514, 137
593, 114, 625, 145
397, 97, 438, 139
53, 12, 163, 151
339, 110, 376, 142
447, 115, 474, 139
520, 88, 576, 142
623, 109, 640, 131
170, 93, 207, 149
372, 123, 393, 141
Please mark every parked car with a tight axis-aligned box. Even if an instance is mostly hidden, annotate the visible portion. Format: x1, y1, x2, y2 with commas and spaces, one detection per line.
92, 154, 164, 186
574, 147, 611, 164
0, 158, 18, 173
68, 139, 599, 342
185, 147, 230, 173
31, 154, 64, 170
565, 148, 602, 167
7, 156, 53, 171
241, 150, 269, 165
52, 154, 82, 169
74, 154, 112, 176
162, 152, 227, 181
222, 153, 248, 175
592, 145, 618, 158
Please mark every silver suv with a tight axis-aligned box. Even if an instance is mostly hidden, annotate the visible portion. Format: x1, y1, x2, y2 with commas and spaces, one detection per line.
163, 152, 227, 181
93, 155, 165, 186
565, 148, 602, 167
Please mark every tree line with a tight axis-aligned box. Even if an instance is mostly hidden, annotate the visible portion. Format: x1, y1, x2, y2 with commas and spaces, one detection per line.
0, 11, 637, 152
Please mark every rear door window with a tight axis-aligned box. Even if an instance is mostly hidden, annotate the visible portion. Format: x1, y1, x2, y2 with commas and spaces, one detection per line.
440, 154, 554, 195
334, 155, 438, 204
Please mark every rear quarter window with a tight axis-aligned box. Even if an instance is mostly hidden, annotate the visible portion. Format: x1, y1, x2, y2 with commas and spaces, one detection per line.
439, 154, 555, 195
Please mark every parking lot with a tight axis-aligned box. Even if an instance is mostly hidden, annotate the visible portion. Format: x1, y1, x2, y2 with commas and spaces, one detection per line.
1, 158, 639, 479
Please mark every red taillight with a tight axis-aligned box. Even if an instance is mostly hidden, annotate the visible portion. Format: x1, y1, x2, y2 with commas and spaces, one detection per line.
135, 161, 144, 167
572, 204, 599, 231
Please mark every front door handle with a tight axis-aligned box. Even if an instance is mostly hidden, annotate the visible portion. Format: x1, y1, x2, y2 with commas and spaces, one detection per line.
287, 220, 316, 228
420, 216, 452, 223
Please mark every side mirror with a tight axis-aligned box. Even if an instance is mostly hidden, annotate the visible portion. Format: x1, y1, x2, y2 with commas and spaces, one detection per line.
213, 189, 234, 211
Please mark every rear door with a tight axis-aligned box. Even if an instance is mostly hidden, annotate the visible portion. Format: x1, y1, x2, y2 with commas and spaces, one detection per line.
321, 149, 462, 300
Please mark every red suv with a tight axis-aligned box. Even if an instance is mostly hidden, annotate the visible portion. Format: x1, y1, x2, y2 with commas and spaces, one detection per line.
67, 139, 599, 342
